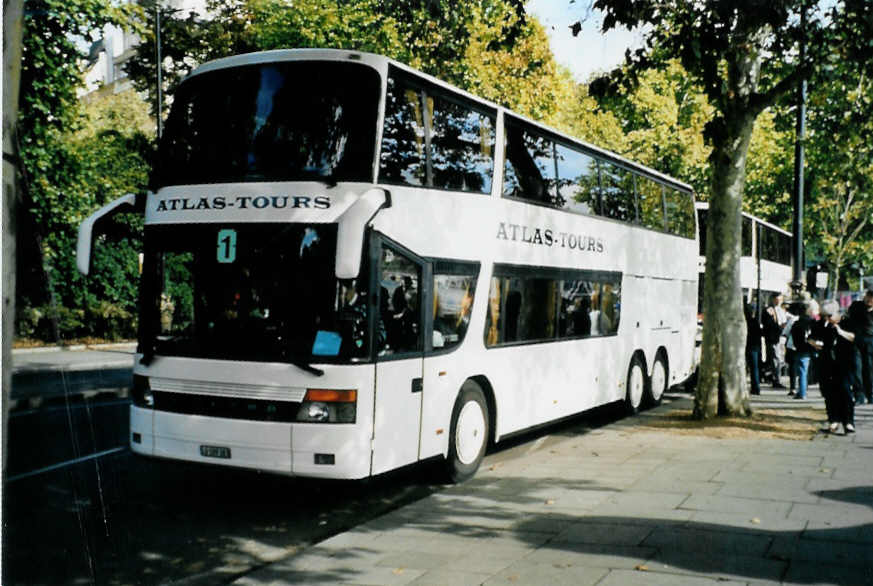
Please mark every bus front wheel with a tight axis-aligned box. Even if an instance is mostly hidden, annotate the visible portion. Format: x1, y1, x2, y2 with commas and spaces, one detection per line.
625, 354, 646, 415
445, 380, 489, 483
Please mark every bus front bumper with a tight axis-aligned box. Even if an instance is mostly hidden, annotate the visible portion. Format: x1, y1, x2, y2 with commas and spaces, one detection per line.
130, 406, 372, 479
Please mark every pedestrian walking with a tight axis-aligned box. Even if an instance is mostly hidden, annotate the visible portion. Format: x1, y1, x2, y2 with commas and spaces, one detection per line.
847, 290, 873, 405
745, 300, 763, 395
762, 292, 788, 388
790, 300, 818, 400
782, 303, 801, 395
811, 300, 857, 434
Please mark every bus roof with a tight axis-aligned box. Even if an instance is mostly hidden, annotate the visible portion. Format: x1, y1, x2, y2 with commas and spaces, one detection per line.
185, 48, 694, 195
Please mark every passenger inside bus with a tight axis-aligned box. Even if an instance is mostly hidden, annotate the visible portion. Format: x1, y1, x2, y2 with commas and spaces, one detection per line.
338, 278, 386, 354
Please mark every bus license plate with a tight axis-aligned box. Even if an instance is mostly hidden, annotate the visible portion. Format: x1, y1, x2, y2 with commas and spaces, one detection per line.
200, 445, 231, 459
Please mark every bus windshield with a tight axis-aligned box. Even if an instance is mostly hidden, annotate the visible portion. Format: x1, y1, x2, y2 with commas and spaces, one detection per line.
143, 224, 374, 364
158, 61, 381, 186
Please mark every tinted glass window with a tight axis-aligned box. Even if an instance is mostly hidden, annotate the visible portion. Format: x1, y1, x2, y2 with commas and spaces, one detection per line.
379, 78, 427, 187
503, 121, 557, 205
380, 245, 422, 355
380, 72, 495, 194
665, 187, 695, 238
638, 176, 665, 231
432, 263, 478, 351
779, 231, 791, 265
430, 94, 495, 193
143, 224, 381, 362
741, 216, 753, 256
600, 161, 636, 222
697, 207, 707, 255
555, 143, 599, 215
484, 266, 621, 347
759, 225, 791, 264
160, 62, 380, 186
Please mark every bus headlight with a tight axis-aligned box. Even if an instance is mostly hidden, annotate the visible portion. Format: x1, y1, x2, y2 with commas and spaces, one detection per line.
302, 402, 330, 422
132, 374, 154, 408
296, 389, 356, 423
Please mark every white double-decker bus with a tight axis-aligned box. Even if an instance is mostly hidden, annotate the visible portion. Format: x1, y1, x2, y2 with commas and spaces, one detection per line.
78, 49, 698, 481
696, 202, 792, 313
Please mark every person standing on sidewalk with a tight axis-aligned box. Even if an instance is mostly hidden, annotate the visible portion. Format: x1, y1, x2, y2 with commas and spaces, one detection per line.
762, 292, 788, 388
782, 302, 801, 395
745, 300, 763, 395
790, 300, 818, 400
847, 290, 873, 405
813, 300, 857, 434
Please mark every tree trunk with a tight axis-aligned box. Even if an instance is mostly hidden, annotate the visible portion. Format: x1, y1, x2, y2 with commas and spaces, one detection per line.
3, 0, 25, 475
694, 113, 757, 419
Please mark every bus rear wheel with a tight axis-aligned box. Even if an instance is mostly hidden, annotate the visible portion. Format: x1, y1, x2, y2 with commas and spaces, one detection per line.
445, 380, 489, 483
625, 355, 646, 415
647, 352, 668, 407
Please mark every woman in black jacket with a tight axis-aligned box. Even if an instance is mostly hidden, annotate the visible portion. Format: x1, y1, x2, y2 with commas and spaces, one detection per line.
812, 300, 857, 434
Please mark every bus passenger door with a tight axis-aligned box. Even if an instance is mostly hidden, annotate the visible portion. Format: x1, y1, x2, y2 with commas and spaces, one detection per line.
371, 241, 426, 475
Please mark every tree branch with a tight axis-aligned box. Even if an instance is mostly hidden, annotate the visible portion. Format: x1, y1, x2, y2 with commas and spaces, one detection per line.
749, 66, 806, 114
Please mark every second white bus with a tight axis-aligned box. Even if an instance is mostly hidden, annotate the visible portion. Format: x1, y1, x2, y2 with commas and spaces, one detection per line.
696, 202, 793, 313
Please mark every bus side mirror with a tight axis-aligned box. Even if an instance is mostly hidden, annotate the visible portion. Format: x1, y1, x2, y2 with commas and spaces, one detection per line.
335, 188, 390, 279
77, 192, 147, 275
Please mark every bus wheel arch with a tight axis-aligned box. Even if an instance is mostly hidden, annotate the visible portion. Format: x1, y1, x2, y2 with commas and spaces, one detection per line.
625, 351, 647, 415
444, 377, 491, 483
469, 375, 496, 445
647, 348, 669, 406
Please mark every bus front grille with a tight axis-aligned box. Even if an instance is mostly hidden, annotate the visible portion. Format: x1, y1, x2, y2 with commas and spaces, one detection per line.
151, 391, 300, 423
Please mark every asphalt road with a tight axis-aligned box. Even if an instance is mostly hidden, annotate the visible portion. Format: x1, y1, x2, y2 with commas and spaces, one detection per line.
3, 394, 445, 586
3, 368, 623, 586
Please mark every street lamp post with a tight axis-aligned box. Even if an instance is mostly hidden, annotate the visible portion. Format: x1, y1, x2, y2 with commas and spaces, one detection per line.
155, 6, 163, 140
790, 4, 807, 301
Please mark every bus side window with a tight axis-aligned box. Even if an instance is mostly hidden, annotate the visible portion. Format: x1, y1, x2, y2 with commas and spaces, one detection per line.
638, 177, 665, 231
503, 122, 556, 205
555, 143, 599, 215
380, 76, 427, 187
665, 187, 695, 238
432, 269, 477, 350
485, 267, 622, 347
380, 246, 422, 354
742, 216, 753, 256
600, 161, 636, 223
430, 94, 495, 194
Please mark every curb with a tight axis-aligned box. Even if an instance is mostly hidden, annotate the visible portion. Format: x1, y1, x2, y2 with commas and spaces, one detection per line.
12, 341, 137, 355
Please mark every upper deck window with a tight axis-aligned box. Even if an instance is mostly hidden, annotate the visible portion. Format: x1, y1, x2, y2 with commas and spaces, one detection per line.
555, 143, 599, 215
158, 61, 380, 186
664, 187, 696, 238
742, 216, 753, 256
503, 122, 557, 204
380, 70, 496, 194
600, 161, 636, 223
638, 176, 665, 231
759, 224, 791, 264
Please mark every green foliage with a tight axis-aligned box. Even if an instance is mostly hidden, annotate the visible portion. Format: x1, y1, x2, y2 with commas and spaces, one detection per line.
17, 0, 150, 342
126, 0, 561, 123
805, 64, 873, 287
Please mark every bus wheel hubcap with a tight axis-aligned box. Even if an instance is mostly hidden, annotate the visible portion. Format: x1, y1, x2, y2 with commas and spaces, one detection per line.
456, 401, 486, 465
652, 361, 666, 400
630, 365, 644, 408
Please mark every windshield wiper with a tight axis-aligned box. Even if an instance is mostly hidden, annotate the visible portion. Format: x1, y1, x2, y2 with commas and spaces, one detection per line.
289, 359, 324, 377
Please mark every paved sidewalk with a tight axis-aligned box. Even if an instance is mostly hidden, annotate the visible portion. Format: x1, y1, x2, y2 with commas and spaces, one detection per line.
236, 386, 873, 586
9, 344, 135, 406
